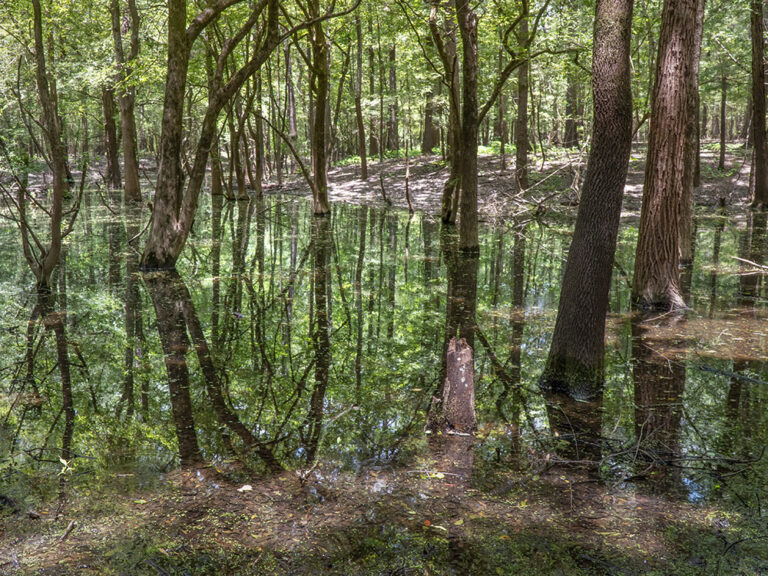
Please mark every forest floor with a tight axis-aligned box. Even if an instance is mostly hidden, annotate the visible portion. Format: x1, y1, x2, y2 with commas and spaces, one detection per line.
270, 141, 753, 225
2, 442, 765, 576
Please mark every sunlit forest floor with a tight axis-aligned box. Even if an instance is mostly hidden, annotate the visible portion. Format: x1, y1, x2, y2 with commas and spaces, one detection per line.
2, 142, 766, 575
270, 141, 751, 223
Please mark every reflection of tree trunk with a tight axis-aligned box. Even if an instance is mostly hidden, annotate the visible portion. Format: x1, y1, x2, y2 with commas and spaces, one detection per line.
143, 272, 202, 465
495, 228, 526, 461
545, 390, 603, 468
708, 202, 726, 318
117, 205, 144, 419
304, 216, 332, 464
738, 211, 766, 305
631, 318, 686, 487
355, 207, 367, 393
146, 270, 282, 469
427, 433, 476, 572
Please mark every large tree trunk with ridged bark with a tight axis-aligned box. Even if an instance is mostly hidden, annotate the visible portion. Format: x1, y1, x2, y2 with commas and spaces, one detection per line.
679, 0, 704, 265
632, 0, 703, 310
541, 0, 634, 393
751, 0, 768, 207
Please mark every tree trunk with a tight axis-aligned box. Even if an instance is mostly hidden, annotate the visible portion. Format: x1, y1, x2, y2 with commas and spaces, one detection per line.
141, 0, 280, 268
456, 0, 479, 252
367, 18, 379, 158
386, 45, 399, 151
110, 0, 141, 204
30, 0, 67, 290
632, 0, 702, 311
718, 63, 727, 171
701, 101, 708, 139
102, 87, 122, 189
679, 0, 704, 266
751, 0, 768, 207
541, 0, 634, 393
422, 86, 440, 155
310, 0, 330, 215
563, 76, 579, 148
355, 16, 368, 180
514, 6, 530, 192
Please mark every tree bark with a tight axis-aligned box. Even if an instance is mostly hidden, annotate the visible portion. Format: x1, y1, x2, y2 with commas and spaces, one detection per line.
718, 62, 727, 171
102, 87, 122, 189
679, 0, 704, 266
632, 0, 702, 310
29, 0, 67, 290
386, 45, 399, 151
456, 0, 479, 252
751, 0, 768, 207
563, 76, 579, 148
110, 0, 141, 204
355, 16, 368, 180
515, 8, 530, 192
541, 0, 634, 393
310, 0, 330, 215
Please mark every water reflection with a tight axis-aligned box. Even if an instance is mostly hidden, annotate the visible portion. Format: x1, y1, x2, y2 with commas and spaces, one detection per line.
2, 195, 768, 514
631, 316, 687, 490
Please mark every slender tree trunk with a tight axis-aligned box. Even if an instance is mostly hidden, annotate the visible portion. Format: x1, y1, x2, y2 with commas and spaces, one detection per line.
102, 87, 122, 189
110, 0, 141, 204
355, 16, 368, 180
751, 0, 768, 207
367, 18, 379, 157
422, 86, 440, 155
30, 0, 67, 290
456, 0, 479, 252
386, 45, 399, 151
563, 76, 579, 148
514, 5, 530, 192
701, 102, 708, 139
310, 0, 330, 215
542, 0, 634, 393
632, 0, 702, 310
718, 62, 727, 171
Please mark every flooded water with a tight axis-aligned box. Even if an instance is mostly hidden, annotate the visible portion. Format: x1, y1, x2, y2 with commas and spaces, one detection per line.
1, 194, 767, 573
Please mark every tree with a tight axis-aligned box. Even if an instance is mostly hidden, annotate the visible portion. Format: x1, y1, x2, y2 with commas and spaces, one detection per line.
632, 0, 704, 311
109, 0, 142, 204
541, 0, 634, 392
750, 0, 768, 208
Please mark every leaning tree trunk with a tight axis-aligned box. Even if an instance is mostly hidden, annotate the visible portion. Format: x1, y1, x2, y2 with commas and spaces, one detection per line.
751, 0, 768, 207
29, 0, 67, 291
541, 0, 634, 394
632, 0, 703, 311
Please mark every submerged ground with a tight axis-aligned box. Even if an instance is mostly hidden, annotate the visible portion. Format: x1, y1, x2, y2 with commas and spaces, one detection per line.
1, 146, 767, 574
